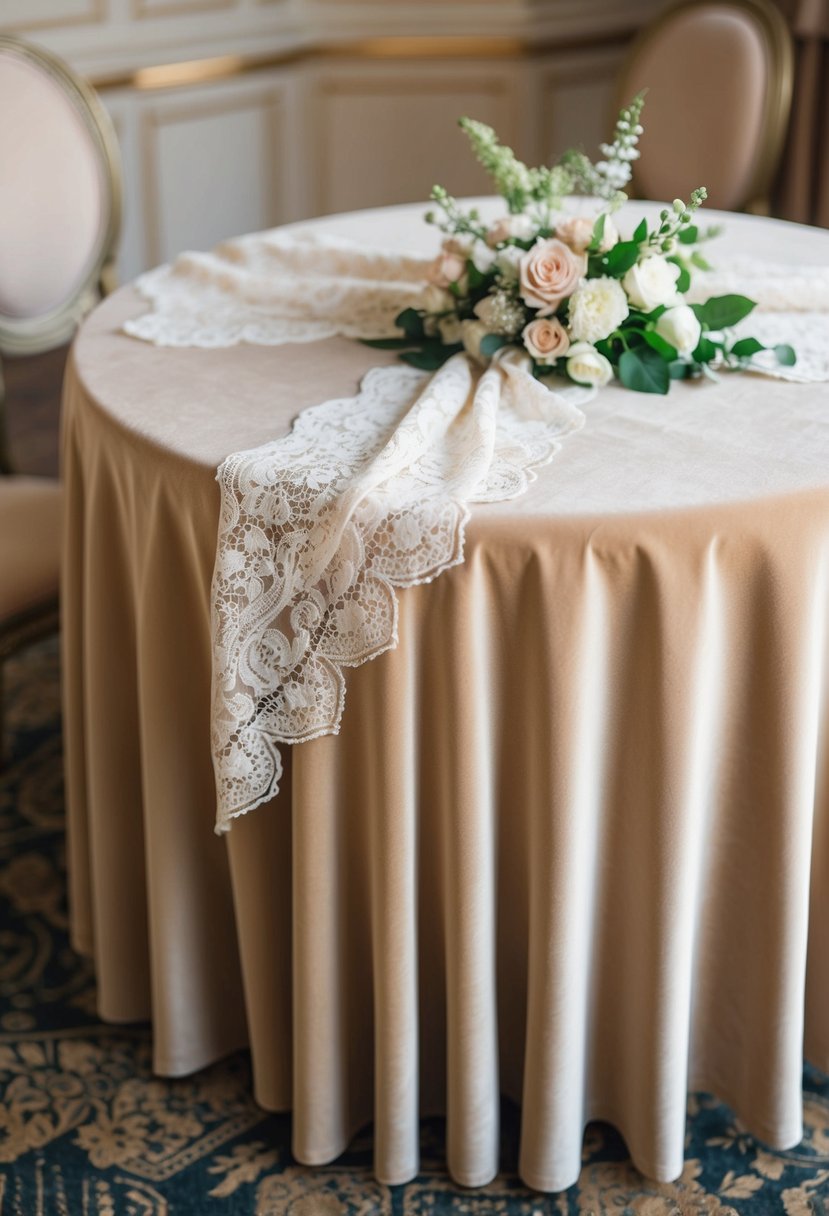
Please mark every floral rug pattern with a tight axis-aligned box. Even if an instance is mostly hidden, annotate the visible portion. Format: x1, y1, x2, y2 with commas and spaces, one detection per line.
1, 642, 829, 1214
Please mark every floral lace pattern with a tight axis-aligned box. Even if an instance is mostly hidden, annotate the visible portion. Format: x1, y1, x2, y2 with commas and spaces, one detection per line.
212, 351, 588, 830
123, 232, 829, 830
124, 231, 431, 347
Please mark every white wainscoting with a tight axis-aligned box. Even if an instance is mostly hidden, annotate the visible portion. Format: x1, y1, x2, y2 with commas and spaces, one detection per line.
2, 0, 665, 280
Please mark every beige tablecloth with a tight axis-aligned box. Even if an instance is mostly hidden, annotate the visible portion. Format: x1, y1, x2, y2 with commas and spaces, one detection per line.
62, 203, 829, 1192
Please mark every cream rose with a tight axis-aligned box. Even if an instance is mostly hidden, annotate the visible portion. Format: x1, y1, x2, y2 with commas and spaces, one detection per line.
486, 213, 536, 247
654, 304, 702, 356
522, 317, 570, 365
519, 238, 585, 316
438, 315, 464, 345
419, 284, 454, 314
566, 342, 613, 388
567, 276, 629, 344
556, 214, 619, 255
461, 319, 489, 363
623, 256, 681, 312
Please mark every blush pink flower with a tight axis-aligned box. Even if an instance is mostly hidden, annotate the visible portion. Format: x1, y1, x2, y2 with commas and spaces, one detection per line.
522, 317, 570, 365
519, 238, 584, 316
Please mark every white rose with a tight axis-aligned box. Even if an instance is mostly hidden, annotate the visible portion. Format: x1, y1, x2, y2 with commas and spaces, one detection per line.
654, 304, 702, 356
566, 342, 613, 388
495, 246, 524, 281
486, 213, 536, 247
567, 276, 629, 344
461, 319, 489, 363
471, 243, 497, 274
438, 314, 464, 345
623, 256, 681, 312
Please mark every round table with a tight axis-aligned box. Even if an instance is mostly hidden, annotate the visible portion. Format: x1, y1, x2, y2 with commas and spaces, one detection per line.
62, 200, 829, 1193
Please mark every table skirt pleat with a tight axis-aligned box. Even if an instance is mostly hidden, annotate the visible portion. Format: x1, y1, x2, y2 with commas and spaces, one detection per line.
62, 356, 829, 1192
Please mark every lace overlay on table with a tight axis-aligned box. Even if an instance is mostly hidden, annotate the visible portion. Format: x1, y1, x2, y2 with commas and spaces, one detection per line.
212, 352, 588, 830
124, 231, 429, 347
124, 230, 829, 830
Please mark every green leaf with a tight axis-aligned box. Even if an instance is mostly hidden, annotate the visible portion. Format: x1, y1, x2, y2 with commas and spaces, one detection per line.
691, 294, 756, 329
395, 307, 425, 338
667, 256, 691, 294
362, 337, 418, 350
669, 360, 693, 379
479, 333, 510, 357
643, 330, 678, 360
605, 240, 640, 277
401, 344, 462, 370
774, 343, 797, 366
731, 336, 765, 358
586, 213, 606, 252
690, 250, 713, 271
466, 259, 485, 290
618, 345, 671, 395
678, 225, 699, 245
693, 336, 719, 363
633, 217, 648, 244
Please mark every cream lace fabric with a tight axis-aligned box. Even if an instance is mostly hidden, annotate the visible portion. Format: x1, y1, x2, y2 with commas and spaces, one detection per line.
125, 230, 829, 831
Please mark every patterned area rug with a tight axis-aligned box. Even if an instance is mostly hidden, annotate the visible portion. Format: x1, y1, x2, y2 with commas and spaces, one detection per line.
2, 642, 829, 1215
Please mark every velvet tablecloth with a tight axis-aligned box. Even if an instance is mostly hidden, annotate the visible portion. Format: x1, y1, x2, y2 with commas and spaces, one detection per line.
62, 202, 829, 1192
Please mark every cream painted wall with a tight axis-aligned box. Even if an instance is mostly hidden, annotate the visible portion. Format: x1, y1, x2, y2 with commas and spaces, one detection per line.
2, 1, 664, 279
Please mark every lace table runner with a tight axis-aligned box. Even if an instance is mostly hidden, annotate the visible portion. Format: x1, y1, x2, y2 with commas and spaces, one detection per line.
124, 230, 829, 831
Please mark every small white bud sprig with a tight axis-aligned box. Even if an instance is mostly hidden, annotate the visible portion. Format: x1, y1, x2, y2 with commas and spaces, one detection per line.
648, 187, 709, 253
593, 90, 647, 195
425, 186, 491, 243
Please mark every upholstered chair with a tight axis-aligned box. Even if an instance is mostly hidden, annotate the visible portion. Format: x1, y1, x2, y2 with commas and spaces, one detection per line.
617, 0, 795, 213
0, 35, 121, 757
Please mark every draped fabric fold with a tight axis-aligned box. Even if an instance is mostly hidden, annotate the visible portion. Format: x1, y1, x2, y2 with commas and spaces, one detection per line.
64, 199, 829, 1189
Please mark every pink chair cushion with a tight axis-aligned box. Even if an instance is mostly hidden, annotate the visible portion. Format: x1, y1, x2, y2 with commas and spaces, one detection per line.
0, 53, 106, 321
620, 6, 770, 211
0, 476, 61, 622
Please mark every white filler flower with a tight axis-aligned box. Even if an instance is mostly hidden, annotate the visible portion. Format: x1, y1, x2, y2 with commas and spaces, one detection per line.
623, 255, 682, 312
654, 304, 702, 356
566, 342, 613, 387
568, 276, 629, 344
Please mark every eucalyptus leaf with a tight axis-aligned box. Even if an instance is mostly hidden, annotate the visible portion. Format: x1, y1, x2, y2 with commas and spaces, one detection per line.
678, 226, 699, 245
774, 343, 797, 366
691, 294, 756, 329
730, 336, 765, 358
618, 346, 670, 395
479, 333, 510, 357
669, 360, 693, 379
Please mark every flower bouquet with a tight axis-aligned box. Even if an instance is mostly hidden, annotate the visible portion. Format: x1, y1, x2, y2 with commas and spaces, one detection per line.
367, 94, 795, 394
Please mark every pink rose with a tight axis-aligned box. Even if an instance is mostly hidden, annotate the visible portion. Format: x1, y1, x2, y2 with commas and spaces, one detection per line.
519, 238, 584, 316
485, 214, 536, 247
522, 317, 570, 365
555, 215, 618, 255
427, 239, 469, 289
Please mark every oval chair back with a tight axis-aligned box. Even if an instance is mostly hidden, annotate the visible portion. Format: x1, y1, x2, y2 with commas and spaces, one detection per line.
616, 0, 794, 213
0, 37, 121, 754
0, 35, 121, 361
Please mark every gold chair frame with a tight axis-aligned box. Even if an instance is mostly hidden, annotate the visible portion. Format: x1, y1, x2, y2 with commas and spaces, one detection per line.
0, 36, 122, 757
617, 0, 795, 215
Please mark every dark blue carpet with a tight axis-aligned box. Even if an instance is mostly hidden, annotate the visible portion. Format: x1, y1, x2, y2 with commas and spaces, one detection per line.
2, 641, 828, 1214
